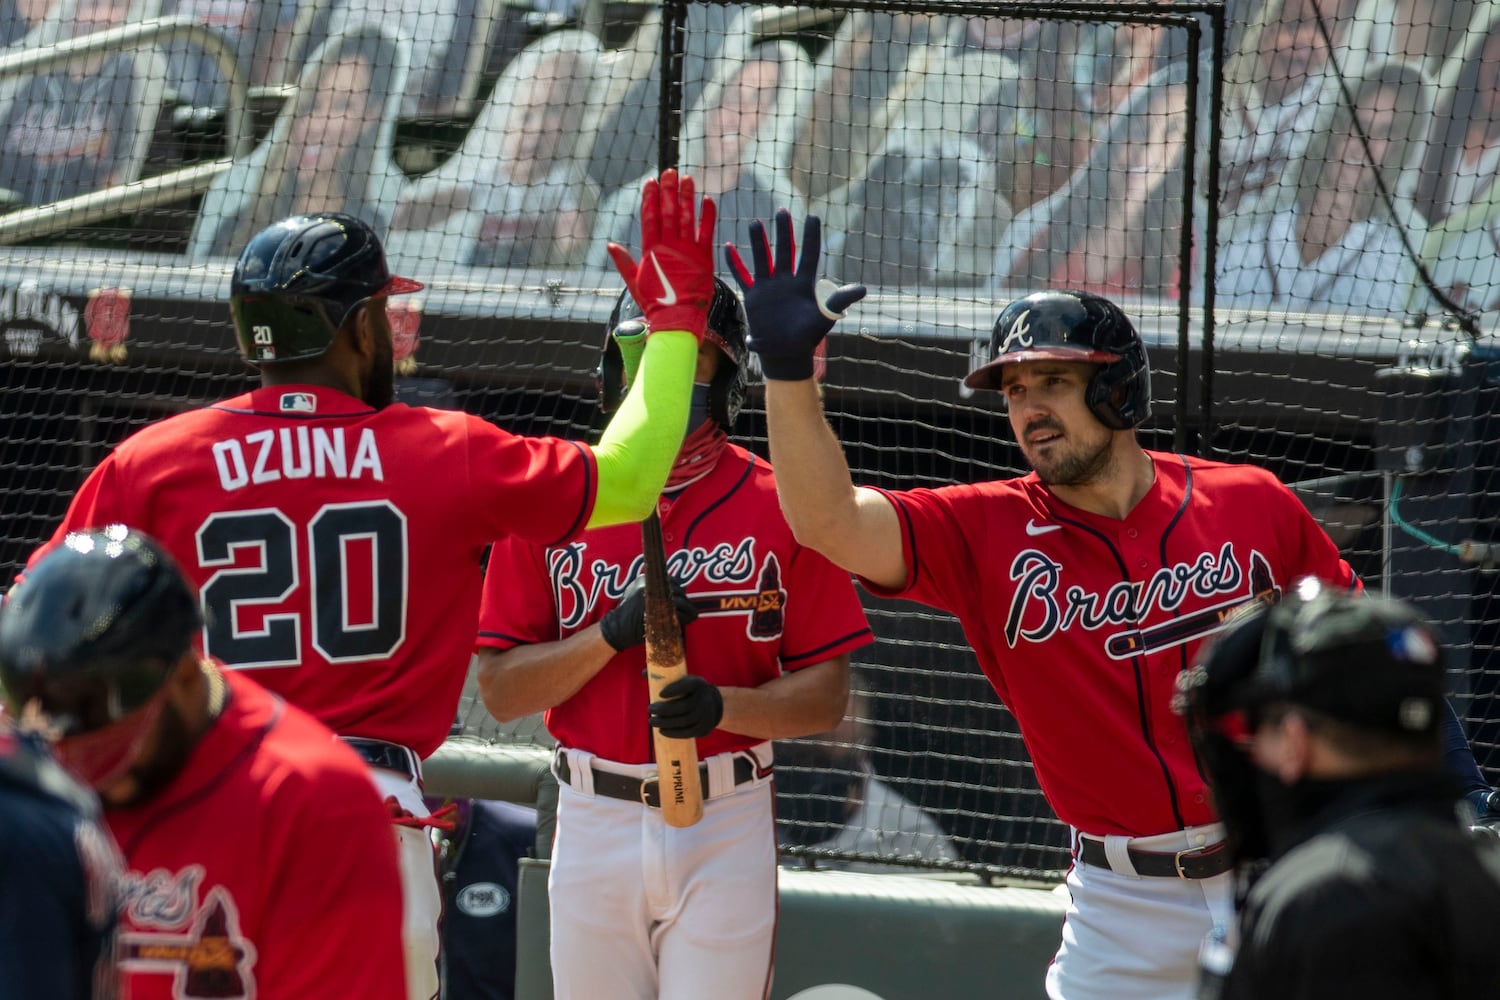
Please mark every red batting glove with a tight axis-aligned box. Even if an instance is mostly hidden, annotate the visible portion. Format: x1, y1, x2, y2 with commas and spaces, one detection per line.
606, 168, 717, 342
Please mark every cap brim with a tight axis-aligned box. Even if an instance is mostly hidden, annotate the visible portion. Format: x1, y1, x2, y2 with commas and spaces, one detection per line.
962, 346, 1121, 391
378, 275, 424, 296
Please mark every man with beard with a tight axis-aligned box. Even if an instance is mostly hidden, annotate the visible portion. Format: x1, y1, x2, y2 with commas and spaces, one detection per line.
33, 181, 717, 1000
729, 210, 1496, 1000
1177, 582, 1500, 998
0, 525, 406, 997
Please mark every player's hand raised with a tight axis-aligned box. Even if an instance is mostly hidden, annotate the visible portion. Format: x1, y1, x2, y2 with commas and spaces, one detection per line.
606, 169, 717, 343
725, 210, 866, 381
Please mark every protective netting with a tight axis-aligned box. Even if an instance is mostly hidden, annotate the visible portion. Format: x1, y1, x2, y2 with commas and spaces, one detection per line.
1, 0, 1498, 881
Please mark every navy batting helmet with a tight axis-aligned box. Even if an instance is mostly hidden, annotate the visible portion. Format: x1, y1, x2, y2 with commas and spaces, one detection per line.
597, 279, 751, 432
963, 289, 1151, 430
0, 526, 202, 785
230, 212, 423, 365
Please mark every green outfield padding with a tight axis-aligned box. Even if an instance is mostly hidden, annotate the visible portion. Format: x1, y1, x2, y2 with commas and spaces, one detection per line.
514, 859, 1067, 1000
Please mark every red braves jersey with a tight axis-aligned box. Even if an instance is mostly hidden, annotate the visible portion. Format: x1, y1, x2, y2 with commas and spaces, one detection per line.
863, 451, 1359, 837
46, 384, 597, 758
105, 669, 405, 999
477, 443, 874, 763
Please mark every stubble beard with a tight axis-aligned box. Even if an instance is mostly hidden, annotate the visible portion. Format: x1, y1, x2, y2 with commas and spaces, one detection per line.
1026, 431, 1116, 489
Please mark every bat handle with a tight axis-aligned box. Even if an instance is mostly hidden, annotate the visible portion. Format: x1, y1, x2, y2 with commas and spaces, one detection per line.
642, 512, 703, 828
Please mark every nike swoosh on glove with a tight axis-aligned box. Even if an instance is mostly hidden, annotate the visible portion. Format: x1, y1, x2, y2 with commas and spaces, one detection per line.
724, 209, 866, 380
606, 168, 718, 342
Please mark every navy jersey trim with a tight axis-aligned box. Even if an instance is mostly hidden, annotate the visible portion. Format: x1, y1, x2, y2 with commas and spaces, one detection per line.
1148, 454, 1196, 830
682, 450, 757, 547
884, 490, 921, 590
208, 403, 378, 419
475, 629, 529, 648
1048, 500, 1187, 831
549, 440, 595, 546
781, 627, 874, 666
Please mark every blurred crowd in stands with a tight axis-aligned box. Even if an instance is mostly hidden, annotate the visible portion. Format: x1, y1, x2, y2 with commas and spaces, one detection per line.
4, 0, 1500, 322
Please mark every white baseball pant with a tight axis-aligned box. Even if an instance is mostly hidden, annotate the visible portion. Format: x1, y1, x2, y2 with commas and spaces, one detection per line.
352, 741, 443, 1000
1046, 822, 1236, 1000
548, 744, 778, 1000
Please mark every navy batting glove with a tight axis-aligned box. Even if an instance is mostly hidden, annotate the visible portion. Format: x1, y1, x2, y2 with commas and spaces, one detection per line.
724, 210, 866, 381
599, 574, 698, 653
649, 675, 724, 739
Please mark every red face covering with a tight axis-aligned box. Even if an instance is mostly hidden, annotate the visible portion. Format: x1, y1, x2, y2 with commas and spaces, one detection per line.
55, 692, 166, 791
665, 417, 729, 491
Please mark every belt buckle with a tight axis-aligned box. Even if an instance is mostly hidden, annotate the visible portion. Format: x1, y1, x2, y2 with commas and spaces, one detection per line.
1173, 846, 1206, 879
639, 775, 660, 809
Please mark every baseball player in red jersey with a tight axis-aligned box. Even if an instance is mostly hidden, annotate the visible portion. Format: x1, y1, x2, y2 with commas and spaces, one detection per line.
474, 281, 873, 1000
0, 526, 406, 998
729, 210, 1494, 1000
36, 172, 718, 1000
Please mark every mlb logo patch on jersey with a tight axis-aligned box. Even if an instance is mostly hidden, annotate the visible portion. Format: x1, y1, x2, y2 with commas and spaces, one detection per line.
280, 392, 316, 413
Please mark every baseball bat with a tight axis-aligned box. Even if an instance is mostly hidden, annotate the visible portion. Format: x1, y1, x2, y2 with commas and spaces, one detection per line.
641, 512, 703, 827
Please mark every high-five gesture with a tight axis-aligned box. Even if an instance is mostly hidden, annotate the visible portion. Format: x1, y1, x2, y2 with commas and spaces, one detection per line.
607, 169, 718, 342
724, 209, 866, 380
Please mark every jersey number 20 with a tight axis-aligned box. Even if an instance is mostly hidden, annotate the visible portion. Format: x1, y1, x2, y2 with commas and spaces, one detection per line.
196, 502, 408, 667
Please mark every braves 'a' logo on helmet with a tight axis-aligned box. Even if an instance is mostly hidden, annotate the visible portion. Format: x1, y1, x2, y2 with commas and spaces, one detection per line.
998, 309, 1033, 355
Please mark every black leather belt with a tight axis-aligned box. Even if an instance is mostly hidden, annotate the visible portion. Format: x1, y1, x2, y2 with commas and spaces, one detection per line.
1077, 836, 1232, 879
553, 751, 760, 809
342, 737, 421, 782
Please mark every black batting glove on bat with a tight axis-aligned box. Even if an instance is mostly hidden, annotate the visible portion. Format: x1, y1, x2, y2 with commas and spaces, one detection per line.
649, 675, 724, 739
724, 210, 866, 381
598, 573, 699, 653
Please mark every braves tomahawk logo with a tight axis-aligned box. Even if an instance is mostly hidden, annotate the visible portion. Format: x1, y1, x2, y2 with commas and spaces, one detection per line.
1005, 544, 1280, 659
550, 540, 786, 641
118, 868, 257, 999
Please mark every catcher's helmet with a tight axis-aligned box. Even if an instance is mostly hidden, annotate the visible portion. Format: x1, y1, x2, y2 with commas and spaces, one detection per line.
0, 526, 202, 785
1181, 580, 1443, 738
597, 279, 751, 432
963, 289, 1151, 430
1174, 581, 1442, 864
230, 212, 423, 365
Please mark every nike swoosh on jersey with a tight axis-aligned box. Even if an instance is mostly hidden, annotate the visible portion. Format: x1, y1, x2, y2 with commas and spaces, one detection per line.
650, 255, 678, 306
1025, 520, 1062, 536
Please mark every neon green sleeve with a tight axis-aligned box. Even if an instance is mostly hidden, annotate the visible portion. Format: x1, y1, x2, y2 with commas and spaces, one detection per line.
588, 329, 695, 527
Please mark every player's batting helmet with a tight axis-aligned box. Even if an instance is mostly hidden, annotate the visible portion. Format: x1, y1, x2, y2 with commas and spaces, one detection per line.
230, 212, 423, 365
0, 526, 202, 787
597, 279, 751, 432
963, 289, 1151, 430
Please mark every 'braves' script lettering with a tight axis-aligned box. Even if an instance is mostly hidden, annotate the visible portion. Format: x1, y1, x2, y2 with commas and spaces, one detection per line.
550, 538, 760, 631
116, 865, 203, 930
1005, 542, 1249, 647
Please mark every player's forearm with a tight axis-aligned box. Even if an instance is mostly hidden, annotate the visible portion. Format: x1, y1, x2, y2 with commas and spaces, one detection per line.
475, 632, 617, 723
764, 379, 862, 546
717, 656, 849, 740
589, 330, 697, 527
764, 380, 905, 587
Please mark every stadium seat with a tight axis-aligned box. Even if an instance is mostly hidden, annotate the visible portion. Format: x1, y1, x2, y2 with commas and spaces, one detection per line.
382, 27, 600, 273
185, 20, 411, 259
